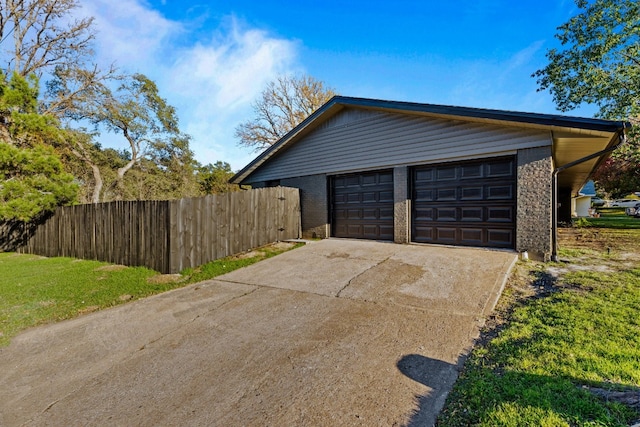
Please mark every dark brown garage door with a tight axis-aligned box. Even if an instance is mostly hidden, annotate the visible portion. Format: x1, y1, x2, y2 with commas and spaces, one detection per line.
412, 157, 516, 248
332, 170, 394, 240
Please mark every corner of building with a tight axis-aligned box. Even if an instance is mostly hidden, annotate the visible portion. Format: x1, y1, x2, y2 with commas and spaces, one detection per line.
516, 146, 553, 261
280, 174, 330, 239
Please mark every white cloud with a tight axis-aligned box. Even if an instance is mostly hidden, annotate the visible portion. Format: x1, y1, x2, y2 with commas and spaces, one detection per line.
165, 18, 298, 168
80, 0, 181, 70
168, 18, 297, 112
79, 1, 299, 170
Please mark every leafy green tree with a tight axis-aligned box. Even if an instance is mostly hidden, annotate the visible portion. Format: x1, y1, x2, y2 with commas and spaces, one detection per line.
1, 2, 199, 203
0, 73, 78, 220
197, 161, 239, 195
0, 142, 77, 221
534, 0, 640, 195
533, 0, 639, 153
52, 73, 197, 201
235, 74, 336, 150
533, 0, 639, 120
0, 72, 59, 146
119, 136, 200, 201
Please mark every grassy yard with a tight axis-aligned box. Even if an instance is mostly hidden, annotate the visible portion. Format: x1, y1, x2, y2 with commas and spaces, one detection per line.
575, 207, 640, 229
437, 220, 640, 426
0, 242, 302, 347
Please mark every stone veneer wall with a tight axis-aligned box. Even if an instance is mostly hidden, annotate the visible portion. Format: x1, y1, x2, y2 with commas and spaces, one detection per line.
280, 175, 329, 239
393, 166, 409, 243
516, 146, 553, 260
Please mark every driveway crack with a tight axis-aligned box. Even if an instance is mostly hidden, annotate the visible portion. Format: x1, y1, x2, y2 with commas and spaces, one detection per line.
141, 286, 260, 350
335, 256, 390, 298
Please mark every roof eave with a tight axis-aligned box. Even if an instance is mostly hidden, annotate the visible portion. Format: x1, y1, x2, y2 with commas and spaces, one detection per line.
230, 96, 629, 185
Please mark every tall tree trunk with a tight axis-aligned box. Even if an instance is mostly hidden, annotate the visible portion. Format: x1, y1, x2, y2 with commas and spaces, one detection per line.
89, 162, 103, 203
69, 144, 103, 203
109, 158, 137, 200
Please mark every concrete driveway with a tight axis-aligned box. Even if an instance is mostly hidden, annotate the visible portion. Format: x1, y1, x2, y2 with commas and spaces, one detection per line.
0, 239, 516, 427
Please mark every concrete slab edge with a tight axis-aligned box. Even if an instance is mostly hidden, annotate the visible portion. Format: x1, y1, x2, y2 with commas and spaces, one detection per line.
481, 253, 519, 317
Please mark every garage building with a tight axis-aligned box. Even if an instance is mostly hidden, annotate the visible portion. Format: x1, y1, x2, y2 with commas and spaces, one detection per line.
231, 96, 626, 260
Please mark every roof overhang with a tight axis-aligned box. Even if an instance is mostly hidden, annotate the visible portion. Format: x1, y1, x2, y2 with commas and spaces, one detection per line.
231, 96, 628, 195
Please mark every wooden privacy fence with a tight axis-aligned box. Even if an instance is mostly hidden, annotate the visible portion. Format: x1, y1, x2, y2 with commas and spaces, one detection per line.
13, 187, 301, 273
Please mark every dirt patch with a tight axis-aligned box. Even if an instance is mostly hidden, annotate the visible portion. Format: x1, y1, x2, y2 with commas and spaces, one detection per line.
147, 274, 183, 284
583, 386, 640, 411
546, 263, 614, 278
77, 305, 100, 315
327, 252, 351, 259
232, 250, 263, 260
95, 265, 128, 272
270, 241, 298, 251
231, 242, 298, 260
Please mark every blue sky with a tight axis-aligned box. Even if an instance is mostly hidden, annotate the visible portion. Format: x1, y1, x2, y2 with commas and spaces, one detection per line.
80, 0, 594, 170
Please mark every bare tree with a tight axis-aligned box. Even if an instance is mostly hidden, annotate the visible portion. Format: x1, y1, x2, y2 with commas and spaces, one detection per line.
0, 0, 94, 77
235, 74, 336, 150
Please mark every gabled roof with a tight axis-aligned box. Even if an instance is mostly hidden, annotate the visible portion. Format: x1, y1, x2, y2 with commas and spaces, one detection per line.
231, 96, 628, 192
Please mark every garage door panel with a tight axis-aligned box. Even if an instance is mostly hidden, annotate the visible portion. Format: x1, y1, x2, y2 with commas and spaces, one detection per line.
347, 193, 361, 203
347, 209, 361, 219
378, 173, 393, 184
347, 225, 362, 237
379, 190, 394, 202
415, 169, 434, 182
461, 186, 483, 200
380, 224, 394, 235
486, 160, 514, 177
487, 185, 513, 199
436, 207, 457, 221
437, 188, 457, 200
460, 228, 483, 244
412, 157, 515, 249
437, 167, 457, 181
333, 208, 347, 220
413, 226, 434, 241
362, 208, 379, 220
414, 208, 434, 221
487, 229, 514, 245
332, 170, 394, 241
345, 176, 360, 187
362, 191, 378, 203
461, 164, 483, 179
415, 189, 434, 201
436, 228, 457, 242
333, 193, 347, 203
461, 207, 483, 221
379, 208, 394, 220
487, 206, 514, 222
361, 174, 378, 186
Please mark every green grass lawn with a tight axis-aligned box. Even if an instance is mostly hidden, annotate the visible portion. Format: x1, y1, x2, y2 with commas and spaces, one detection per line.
437, 220, 640, 426
0, 242, 302, 347
574, 207, 640, 229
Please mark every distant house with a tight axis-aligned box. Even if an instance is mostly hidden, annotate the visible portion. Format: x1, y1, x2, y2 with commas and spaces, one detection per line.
572, 180, 596, 218
231, 96, 626, 260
